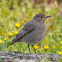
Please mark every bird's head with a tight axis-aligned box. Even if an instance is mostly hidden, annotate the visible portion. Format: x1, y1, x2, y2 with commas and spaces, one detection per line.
33, 13, 51, 23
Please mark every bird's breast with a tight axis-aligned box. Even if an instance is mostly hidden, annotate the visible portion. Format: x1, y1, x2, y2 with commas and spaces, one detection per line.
22, 24, 47, 45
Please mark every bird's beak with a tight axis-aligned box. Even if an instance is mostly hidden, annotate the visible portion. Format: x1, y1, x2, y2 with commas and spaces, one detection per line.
46, 16, 51, 19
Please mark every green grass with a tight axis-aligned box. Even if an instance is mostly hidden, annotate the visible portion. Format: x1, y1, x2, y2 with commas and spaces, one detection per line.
0, 0, 62, 55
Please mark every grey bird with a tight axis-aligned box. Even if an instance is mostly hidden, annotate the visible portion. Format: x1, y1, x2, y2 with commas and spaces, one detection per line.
6, 13, 51, 52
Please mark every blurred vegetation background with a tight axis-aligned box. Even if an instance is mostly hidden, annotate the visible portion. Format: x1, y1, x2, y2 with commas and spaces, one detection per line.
0, 0, 62, 54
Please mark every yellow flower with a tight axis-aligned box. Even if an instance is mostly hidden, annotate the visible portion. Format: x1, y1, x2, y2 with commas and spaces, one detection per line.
15, 23, 20, 27
46, 19, 48, 22
53, 46, 56, 49
4, 37, 7, 41
53, 33, 55, 36
2, 32, 5, 35
16, 45, 18, 47
58, 52, 62, 54
60, 41, 62, 44
0, 40, 2, 44
44, 46, 49, 49
38, 49, 41, 52
22, 21, 25, 24
15, 31, 19, 34
8, 32, 13, 37
56, 6, 58, 9
61, 34, 62, 36
34, 45, 38, 49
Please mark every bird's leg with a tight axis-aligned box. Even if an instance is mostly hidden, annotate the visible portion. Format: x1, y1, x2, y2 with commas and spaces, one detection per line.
28, 44, 31, 53
32, 45, 36, 53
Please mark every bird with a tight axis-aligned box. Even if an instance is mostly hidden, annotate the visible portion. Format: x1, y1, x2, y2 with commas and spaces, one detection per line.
6, 13, 51, 53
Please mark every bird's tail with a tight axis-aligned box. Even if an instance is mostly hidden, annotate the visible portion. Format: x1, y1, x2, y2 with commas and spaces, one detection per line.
6, 39, 16, 47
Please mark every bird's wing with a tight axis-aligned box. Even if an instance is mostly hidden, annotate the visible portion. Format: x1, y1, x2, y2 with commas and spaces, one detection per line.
6, 21, 36, 47
15, 22, 36, 41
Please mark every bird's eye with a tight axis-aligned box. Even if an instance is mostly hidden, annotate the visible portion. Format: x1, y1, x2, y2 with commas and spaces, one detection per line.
41, 17, 42, 18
